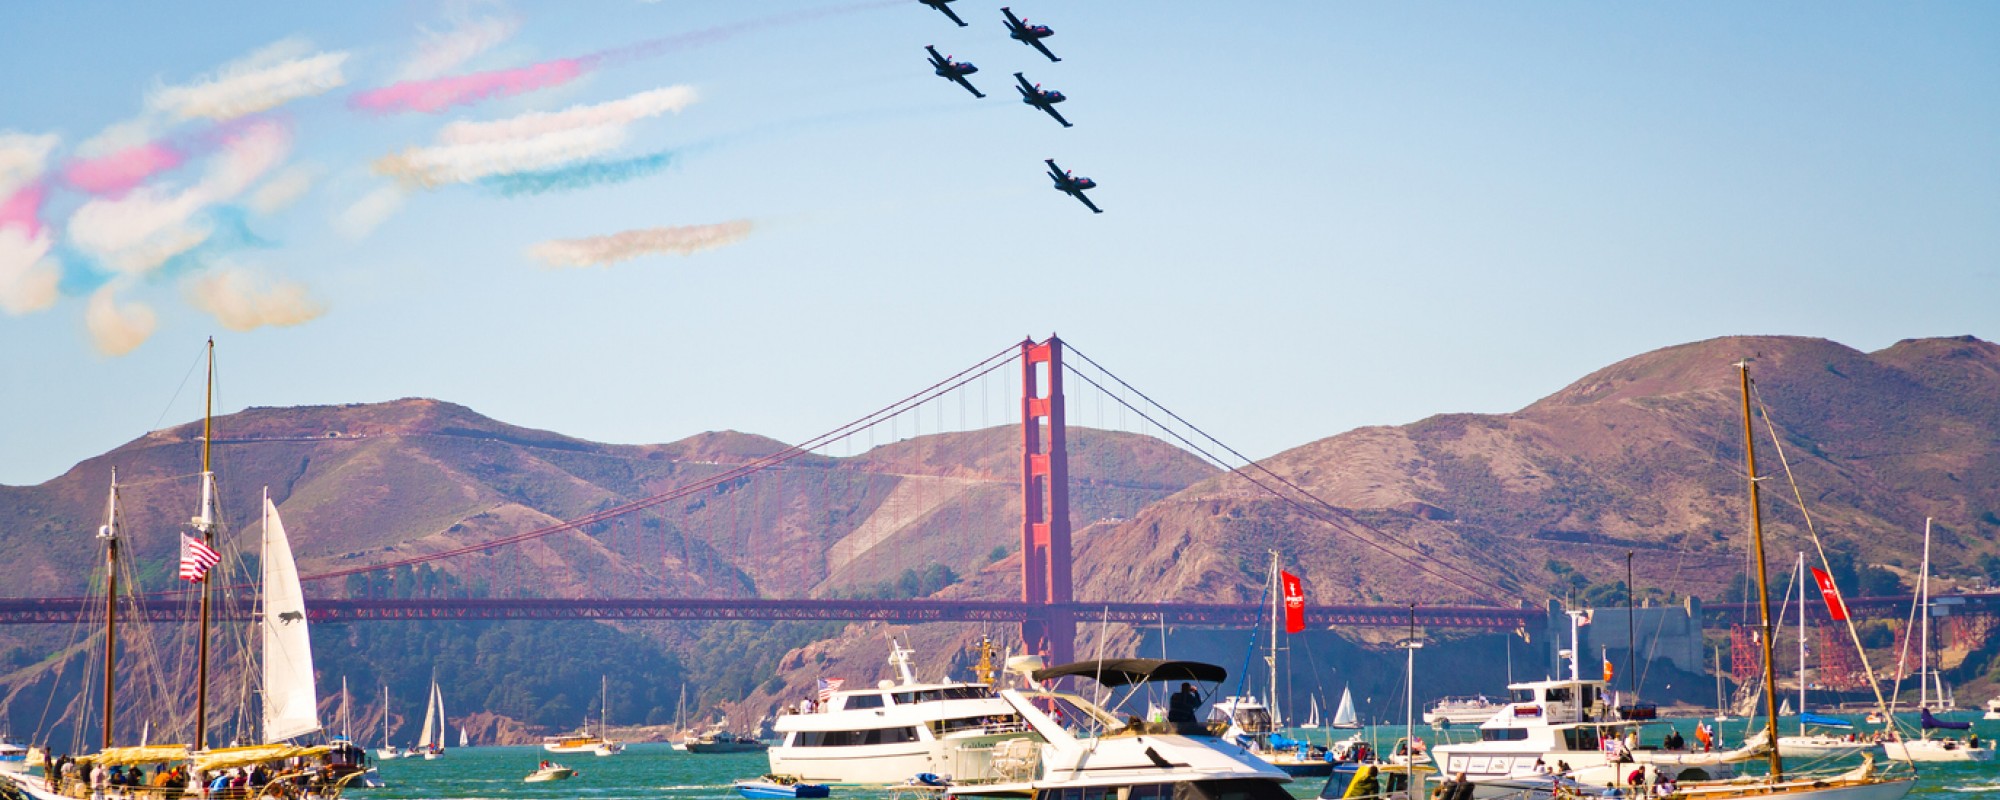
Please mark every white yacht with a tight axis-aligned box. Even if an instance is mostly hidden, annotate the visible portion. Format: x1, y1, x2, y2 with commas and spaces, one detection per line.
1207, 695, 1332, 776
1432, 612, 1748, 792
768, 641, 1037, 784
950, 659, 1298, 800
0, 741, 24, 775
1424, 696, 1504, 727
1984, 698, 2000, 721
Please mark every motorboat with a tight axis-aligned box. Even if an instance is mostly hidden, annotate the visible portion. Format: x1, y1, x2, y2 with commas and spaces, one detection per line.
947, 658, 1297, 800
1425, 696, 1505, 727
547, 676, 625, 756
768, 640, 1033, 783
525, 761, 577, 782
1208, 695, 1332, 777
0, 741, 25, 775
691, 729, 770, 754
737, 775, 831, 799
1986, 698, 2000, 721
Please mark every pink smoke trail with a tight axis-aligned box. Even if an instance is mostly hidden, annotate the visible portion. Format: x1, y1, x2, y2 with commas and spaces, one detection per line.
350, 1, 898, 115
351, 57, 595, 115
63, 142, 187, 197
0, 183, 46, 237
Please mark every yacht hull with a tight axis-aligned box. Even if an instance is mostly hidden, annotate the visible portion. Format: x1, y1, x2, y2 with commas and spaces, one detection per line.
1880, 739, 1994, 762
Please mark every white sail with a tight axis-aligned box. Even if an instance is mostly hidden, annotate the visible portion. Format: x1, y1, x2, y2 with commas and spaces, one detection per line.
417, 682, 439, 749
261, 496, 321, 742
459, 727, 468, 748
1302, 695, 1320, 729
1332, 686, 1359, 728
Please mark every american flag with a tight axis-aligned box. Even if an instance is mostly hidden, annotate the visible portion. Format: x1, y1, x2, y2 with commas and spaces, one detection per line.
179, 534, 221, 582
817, 678, 844, 705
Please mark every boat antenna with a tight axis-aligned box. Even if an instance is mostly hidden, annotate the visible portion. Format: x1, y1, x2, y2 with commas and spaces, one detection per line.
1738, 361, 1784, 782
1626, 551, 1636, 707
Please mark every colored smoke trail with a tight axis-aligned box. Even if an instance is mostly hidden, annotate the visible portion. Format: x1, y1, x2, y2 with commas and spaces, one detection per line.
479, 148, 679, 196
150, 38, 349, 122
351, 57, 595, 115
0, 184, 59, 315
85, 285, 157, 356
63, 142, 186, 197
373, 87, 694, 188
185, 267, 325, 331
351, 1, 897, 115
528, 220, 753, 268
0, 183, 46, 237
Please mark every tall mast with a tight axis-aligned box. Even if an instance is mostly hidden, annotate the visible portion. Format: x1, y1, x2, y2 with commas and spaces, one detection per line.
1918, 518, 1932, 712
1797, 552, 1807, 736
1267, 550, 1281, 729
99, 470, 123, 750
194, 336, 217, 751
1400, 604, 1422, 794
1738, 362, 1783, 782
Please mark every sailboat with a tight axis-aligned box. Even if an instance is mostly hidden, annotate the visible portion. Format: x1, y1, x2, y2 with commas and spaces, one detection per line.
1768, 553, 1869, 759
1301, 695, 1320, 729
1880, 518, 1991, 762
1206, 552, 1331, 777
378, 686, 402, 759
1678, 362, 1916, 800
1715, 646, 1733, 721
415, 678, 448, 759
460, 727, 470, 748
1331, 686, 1360, 730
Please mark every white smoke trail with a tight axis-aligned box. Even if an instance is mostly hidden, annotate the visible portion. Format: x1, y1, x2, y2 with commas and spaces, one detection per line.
394, 14, 520, 82
528, 220, 753, 268
149, 38, 349, 121
373, 86, 695, 188
248, 165, 319, 215
0, 132, 59, 197
85, 284, 158, 356
334, 184, 408, 240
438, 86, 697, 144
185, 267, 325, 330
0, 226, 60, 315
67, 121, 289, 274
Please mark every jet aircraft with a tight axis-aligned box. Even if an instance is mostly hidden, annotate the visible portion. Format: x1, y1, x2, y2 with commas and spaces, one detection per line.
927, 46, 984, 98
1014, 73, 1069, 127
1001, 7, 1060, 62
919, 0, 968, 27
1045, 159, 1100, 213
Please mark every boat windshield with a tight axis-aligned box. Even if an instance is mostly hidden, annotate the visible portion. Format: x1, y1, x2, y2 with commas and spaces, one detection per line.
1022, 692, 1123, 735
1036, 780, 1290, 800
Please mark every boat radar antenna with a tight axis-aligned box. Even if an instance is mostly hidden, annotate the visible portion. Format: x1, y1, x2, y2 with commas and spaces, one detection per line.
888, 637, 919, 686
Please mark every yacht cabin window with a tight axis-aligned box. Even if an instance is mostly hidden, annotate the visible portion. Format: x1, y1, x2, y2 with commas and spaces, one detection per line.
1479, 728, 1528, 742
844, 694, 885, 710
791, 726, 921, 747
1561, 728, 1601, 752
1512, 689, 1535, 704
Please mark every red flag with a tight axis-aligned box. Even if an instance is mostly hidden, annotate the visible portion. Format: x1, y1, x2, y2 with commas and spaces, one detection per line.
1281, 571, 1306, 634
1809, 567, 1849, 621
1603, 658, 1615, 682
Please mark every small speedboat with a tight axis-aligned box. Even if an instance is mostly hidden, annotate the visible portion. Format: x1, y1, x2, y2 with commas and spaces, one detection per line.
736, 775, 830, 799
525, 763, 577, 783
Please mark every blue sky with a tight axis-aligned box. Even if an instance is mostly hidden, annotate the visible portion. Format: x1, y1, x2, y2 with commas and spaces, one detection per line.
2, 2, 1996, 486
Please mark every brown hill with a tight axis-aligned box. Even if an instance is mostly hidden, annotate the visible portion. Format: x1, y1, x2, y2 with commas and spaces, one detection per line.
1072, 335, 2000, 608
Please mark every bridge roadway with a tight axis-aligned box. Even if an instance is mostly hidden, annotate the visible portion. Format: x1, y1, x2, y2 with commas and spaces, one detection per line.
0, 596, 1540, 629
0, 592, 1987, 628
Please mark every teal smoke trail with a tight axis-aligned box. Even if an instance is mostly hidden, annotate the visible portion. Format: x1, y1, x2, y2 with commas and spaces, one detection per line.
478, 149, 684, 196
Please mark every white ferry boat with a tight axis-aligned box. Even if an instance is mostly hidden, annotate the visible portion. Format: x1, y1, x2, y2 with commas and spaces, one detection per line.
950, 659, 1298, 800
1431, 613, 1749, 792
1424, 696, 1504, 727
768, 641, 1036, 784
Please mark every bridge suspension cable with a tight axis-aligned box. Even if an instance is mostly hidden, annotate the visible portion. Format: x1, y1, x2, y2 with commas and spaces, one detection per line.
1061, 342, 1513, 603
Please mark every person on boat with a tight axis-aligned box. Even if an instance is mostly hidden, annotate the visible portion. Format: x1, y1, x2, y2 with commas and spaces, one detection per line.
1533, 758, 1553, 776
1168, 682, 1202, 723
1972, 733, 1983, 749
1662, 729, 1685, 750
1556, 760, 1573, 777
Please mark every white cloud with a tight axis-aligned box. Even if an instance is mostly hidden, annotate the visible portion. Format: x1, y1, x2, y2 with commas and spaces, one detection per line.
149, 38, 349, 121
0, 132, 60, 196
85, 284, 157, 356
67, 121, 290, 274
0, 227, 60, 315
185, 266, 325, 330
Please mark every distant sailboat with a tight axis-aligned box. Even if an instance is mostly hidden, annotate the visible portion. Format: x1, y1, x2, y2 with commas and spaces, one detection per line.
378, 685, 402, 759
459, 727, 469, 748
416, 679, 447, 759
1331, 686, 1360, 730
1300, 695, 1320, 729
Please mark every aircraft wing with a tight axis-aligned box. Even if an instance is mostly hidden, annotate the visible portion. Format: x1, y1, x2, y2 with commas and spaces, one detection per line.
936, 4, 968, 26
1014, 72, 1035, 92
1026, 37, 1061, 62
1041, 106, 1071, 128
1073, 192, 1102, 214
1001, 7, 1024, 28
952, 75, 985, 98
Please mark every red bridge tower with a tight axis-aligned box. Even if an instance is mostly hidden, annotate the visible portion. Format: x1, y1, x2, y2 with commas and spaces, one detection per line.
1020, 336, 1076, 665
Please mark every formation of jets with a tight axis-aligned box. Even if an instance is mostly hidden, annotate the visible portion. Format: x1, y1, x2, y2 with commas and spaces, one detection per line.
916, 2, 1098, 213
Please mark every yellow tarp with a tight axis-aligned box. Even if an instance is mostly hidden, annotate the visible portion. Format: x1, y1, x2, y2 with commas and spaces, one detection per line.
76, 745, 193, 766
192, 745, 331, 773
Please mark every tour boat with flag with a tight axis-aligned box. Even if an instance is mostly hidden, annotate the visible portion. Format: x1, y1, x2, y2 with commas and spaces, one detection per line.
544, 676, 625, 755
